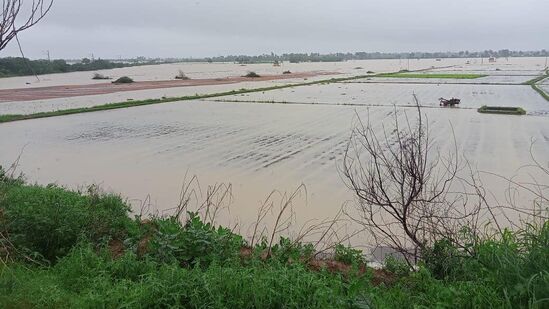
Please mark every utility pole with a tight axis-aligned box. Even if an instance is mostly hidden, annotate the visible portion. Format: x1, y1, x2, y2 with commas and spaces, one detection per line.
43, 50, 50, 61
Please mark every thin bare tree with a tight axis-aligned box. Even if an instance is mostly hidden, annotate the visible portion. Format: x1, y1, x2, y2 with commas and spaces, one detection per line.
1, 0, 53, 51
341, 97, 482, 265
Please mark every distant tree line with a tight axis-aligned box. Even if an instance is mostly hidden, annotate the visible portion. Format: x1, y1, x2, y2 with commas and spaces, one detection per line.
2, 49, 547, 78
197, 49, 548, 64
0, 57, 163, 78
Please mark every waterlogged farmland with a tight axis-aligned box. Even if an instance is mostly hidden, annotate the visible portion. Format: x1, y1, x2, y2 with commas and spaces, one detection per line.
1, 57, 548, 239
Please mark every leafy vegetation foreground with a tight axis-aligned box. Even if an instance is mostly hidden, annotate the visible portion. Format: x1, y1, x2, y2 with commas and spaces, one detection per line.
0, 170, 547, 308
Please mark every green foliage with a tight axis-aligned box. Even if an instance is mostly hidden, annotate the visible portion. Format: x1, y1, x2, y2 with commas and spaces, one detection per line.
0, 57, 133, 78
422, 239, 466, 280
0, 182, 134, 263
384, 255, 411, 278
334, 244, 364, 265
255, 236, 315, 263
0, 245, 365, 308
146, 213, 244, 266
478, 105, 527, 115
1, 179, 548, 308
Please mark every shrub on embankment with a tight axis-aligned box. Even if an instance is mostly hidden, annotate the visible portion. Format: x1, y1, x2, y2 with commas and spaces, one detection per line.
0, 168, 547, 308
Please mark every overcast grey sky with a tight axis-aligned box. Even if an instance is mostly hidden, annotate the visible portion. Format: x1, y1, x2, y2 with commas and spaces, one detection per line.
2, 0, 548, 59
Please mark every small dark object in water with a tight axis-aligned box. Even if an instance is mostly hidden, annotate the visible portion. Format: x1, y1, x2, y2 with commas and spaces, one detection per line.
439, 97, 460, 107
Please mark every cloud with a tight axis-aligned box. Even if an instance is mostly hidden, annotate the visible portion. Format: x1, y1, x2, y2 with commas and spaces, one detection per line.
2, 0, 548, 59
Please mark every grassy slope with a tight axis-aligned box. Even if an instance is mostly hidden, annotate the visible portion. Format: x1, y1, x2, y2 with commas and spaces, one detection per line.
0, 173, 548, 308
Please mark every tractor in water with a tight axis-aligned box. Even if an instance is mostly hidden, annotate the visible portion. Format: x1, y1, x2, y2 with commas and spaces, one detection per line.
439, 97, 461, 107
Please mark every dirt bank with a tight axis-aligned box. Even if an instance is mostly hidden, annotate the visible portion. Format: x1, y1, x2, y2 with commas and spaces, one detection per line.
0, 71, 336, 102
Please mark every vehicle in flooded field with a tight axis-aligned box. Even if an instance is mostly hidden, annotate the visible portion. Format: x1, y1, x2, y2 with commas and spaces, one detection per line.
439, 97, 461, 107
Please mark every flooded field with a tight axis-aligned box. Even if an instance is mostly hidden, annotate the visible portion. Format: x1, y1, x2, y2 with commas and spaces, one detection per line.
218, 83, 548, 114
0, 58, 468, 90
1, 57, 548, 244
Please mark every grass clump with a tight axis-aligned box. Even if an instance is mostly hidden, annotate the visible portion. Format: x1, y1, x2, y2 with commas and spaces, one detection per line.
0, 180, 134, 263
478, 105, 527, 115
111, 76, 134, 84
243, 71, 261, 78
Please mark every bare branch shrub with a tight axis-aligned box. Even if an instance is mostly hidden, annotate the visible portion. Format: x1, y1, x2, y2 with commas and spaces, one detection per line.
341, 97, 481, 264
1, 0, 53, 51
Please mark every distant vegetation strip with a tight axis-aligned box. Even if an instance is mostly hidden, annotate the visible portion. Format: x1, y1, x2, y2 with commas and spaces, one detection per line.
0, 75, 372, 123
194, 49, 548, 64
374, 73, 487, 79
0, 57, 163, 78
523, 70, 549, 101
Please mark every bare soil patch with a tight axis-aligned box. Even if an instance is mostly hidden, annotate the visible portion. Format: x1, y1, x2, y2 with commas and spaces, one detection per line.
0, 71, 336, 102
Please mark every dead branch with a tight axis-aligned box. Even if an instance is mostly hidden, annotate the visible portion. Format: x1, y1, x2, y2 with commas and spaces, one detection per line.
341, 97, 480, 265
1, 0, 53, 51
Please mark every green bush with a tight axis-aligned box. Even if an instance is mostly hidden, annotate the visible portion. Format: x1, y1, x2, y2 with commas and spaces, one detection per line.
145, 213, 244, 266
243, 71, 261, 78
112, 76, 134, 84
384, 255, 411, 278
0, 182, 134, 263
334, 244, 364, 265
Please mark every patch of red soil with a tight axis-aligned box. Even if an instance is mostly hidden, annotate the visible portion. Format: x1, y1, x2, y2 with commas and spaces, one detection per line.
108, 239, 125, 259
0, 71, 337, 102
371, 268, 397, 286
